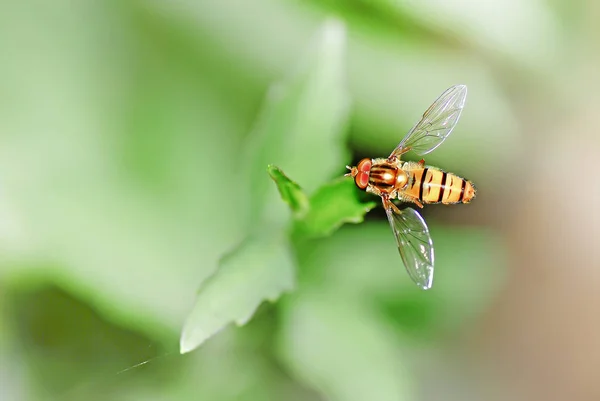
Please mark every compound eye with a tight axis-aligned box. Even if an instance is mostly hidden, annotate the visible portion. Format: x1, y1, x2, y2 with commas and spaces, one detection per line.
356, 172, 369, 189
355, 158, 371, 189
357, 158, 371, 173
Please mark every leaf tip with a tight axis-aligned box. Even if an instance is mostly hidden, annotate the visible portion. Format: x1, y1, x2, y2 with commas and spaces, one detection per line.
266, 164, 280, 178
179, 325, 205, 354
267, 165, 310, 218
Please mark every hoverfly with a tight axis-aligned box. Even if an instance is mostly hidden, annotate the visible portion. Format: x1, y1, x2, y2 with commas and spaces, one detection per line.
345, 85, 475, 290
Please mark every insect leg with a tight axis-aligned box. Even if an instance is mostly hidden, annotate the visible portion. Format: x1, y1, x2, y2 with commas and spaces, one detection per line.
368, 185, 383, 197
389, 200, 402, 214
397, 193, 424, 209
382, 195, 396, 212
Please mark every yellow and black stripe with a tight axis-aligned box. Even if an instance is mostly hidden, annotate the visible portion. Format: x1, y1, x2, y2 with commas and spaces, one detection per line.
405, 167, 475, 204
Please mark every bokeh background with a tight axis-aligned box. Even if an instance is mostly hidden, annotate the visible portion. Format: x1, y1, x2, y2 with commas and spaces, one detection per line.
1, 1, 599, 401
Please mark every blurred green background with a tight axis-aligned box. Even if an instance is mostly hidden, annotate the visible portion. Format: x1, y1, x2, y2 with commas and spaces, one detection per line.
1, 1, 599, 401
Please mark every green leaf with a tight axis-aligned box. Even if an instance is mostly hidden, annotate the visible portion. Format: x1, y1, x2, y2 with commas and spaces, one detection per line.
267, 165, 310, 220
243, 18, 351, 230
296, 178, 377, 238
277, 291, 412, 401
267, 165, 376, 238
180, 230, 295, 354
180, 19, 351, 353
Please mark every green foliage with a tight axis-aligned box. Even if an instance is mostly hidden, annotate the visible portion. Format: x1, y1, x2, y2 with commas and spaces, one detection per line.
180, 19, 361, 354
266, 165, 310, 220
267, 164, 376, 238
0, 0, 541, 399
242, 18, 350, 229
180, 231, 295, 354
295, 178, 377, 238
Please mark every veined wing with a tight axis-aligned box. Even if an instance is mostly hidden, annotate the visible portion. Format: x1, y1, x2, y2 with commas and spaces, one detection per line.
389, 84, 467, 159
383, 201, 434, 290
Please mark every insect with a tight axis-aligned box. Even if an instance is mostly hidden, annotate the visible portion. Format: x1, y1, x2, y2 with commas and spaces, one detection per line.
345, 84, 475, 290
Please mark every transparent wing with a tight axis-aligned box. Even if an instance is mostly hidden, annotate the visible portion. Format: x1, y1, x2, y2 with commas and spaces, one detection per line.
383, 201, 434, 290
389, 84, 467, 159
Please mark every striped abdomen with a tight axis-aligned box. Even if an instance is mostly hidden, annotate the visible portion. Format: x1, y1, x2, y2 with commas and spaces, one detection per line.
404, 167, 475, 204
